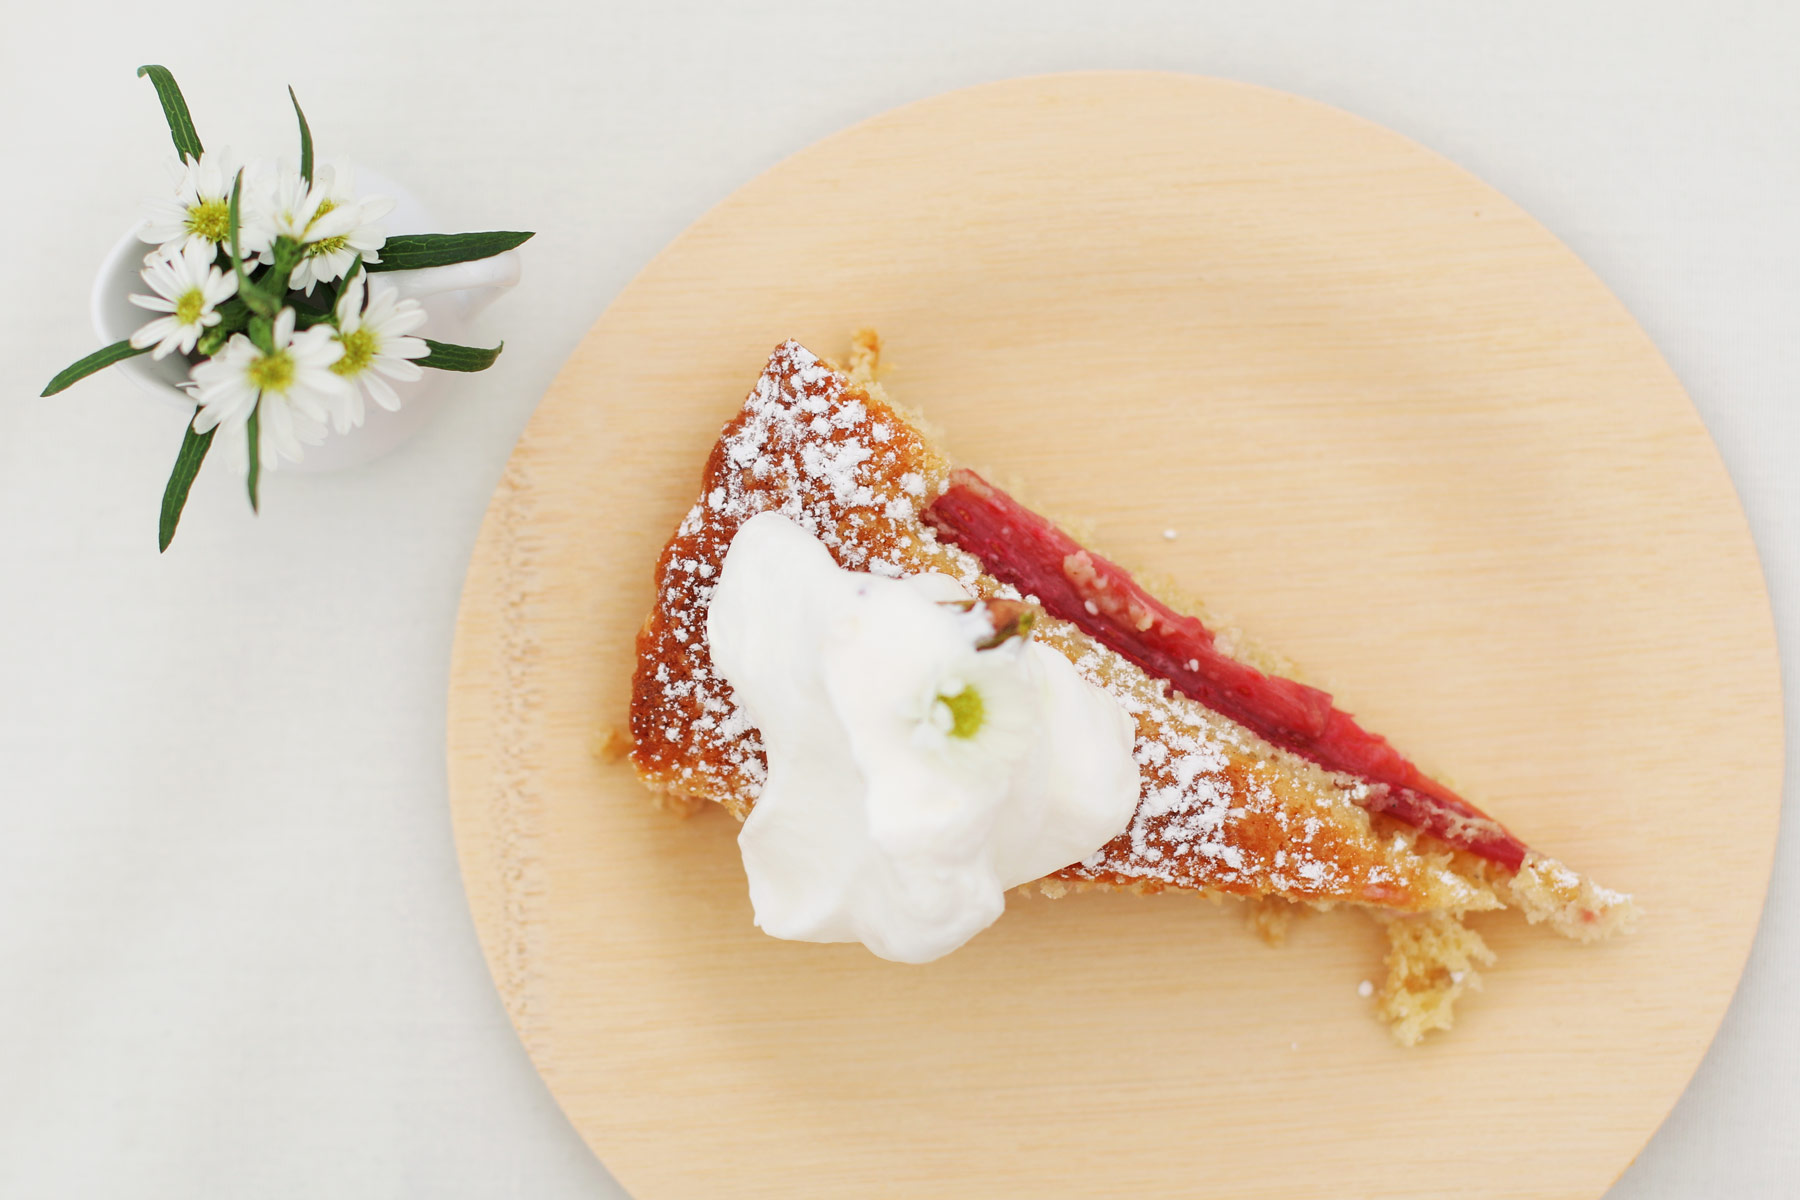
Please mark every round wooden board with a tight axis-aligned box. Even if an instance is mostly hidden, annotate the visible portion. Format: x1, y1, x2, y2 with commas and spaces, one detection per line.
447, 73, 1782, 1200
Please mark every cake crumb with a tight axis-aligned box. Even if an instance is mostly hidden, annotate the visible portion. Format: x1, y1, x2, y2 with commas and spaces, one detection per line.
592, 726, 634, 765
1245, 898, 1299, 946
1357, 979, 1375, 998
1162, 528, 1178, 540
846, 327, 882, 382
1375, 912, 1497, 1046
649, 787, 710, 819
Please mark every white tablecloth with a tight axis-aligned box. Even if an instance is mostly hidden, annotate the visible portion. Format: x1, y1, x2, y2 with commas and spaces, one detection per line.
2, 2, 1793, 1195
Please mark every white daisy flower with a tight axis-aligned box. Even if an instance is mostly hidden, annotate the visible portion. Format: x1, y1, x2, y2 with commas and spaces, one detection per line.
245, 164, 360, 259
245, 163, 392, 292
289, 163, 394, 293
327, 271, 429, 431
137, 149, 267, 258
188, 307, 347, 475
127, 240, 239, 360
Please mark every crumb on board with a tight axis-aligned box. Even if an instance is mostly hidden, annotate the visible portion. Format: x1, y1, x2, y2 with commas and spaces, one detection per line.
647, 784, 710, 819
1375, 912, 1497, 1046
1245, 898, 1299, 946
846, 327, 882, 382
591, 726, 635, 765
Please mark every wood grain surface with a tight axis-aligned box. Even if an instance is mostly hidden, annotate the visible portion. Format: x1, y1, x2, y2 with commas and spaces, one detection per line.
446, 73, 1783, 1199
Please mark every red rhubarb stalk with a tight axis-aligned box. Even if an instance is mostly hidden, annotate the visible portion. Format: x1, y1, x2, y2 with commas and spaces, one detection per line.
925, 469, 1528, 871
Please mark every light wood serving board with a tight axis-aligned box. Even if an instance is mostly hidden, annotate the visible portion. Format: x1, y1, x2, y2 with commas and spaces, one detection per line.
447, 73, 1782, 1199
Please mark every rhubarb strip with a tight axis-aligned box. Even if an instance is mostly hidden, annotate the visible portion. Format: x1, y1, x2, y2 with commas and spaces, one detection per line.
925, 469, 1529, 871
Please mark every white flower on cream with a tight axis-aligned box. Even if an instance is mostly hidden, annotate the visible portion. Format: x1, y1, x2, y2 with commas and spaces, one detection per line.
706, 512, 1141, 964
188, 307, 347, 474
911, 637, 1037, 777
128, 240, 238, 360
137, 149, 255, 258
326, 270, 429, 430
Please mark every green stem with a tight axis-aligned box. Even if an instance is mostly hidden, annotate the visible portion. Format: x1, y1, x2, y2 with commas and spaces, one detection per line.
253, 239, 304, 316
196, 297, 251, 357
246, 314, 275, 355
228, 171, 274, 317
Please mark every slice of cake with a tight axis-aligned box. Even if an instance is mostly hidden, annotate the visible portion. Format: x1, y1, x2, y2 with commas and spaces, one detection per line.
629, 335, 1632, 1043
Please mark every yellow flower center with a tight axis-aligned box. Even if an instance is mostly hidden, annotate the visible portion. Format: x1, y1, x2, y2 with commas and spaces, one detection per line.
937, 685, 985, 739
248, 349, 296, 394
187, 199, 230, 242
300, 198, 348, 258
332, 327, 378, 376
174, 288, 207, 326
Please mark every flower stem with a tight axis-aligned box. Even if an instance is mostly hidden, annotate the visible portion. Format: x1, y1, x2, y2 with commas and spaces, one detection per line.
246, 314, 275, 356
196, 298, 250, 357
259, 238, 303, 301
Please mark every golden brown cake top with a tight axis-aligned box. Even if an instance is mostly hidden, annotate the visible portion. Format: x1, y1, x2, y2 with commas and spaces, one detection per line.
631, 341, 953, 806
631, 341, 1491, 915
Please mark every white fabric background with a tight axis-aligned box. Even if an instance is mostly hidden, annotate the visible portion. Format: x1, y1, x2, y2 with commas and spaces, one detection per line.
2, 2, 1793, 1195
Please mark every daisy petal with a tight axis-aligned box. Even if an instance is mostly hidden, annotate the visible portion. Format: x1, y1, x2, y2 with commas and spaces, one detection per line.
363, 370, 401, 412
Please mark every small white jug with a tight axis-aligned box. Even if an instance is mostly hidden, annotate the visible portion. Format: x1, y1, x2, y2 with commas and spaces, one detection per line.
89, 164, 520, 472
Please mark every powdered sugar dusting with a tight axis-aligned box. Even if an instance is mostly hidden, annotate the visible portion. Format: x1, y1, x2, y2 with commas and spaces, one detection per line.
629, 341, 1475, 911
630, 343, 953, 808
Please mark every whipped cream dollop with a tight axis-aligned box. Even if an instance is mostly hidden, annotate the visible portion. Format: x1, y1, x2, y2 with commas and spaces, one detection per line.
705, 512, 1141, 964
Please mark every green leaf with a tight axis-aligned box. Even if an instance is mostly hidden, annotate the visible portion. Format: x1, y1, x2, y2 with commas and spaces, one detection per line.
288, 86, 313, 184
366, 231, 534, 272
418, 338, 504, 372
284, 290, 334, 329
212, 295, 250, 325
245, 403, 262, 513
41, 340, 149, 396
158, 423, 214, 552
136, 65, 204, 162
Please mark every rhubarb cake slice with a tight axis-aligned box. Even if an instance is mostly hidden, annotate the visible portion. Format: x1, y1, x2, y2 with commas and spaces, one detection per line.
629, 335, 1632, 1043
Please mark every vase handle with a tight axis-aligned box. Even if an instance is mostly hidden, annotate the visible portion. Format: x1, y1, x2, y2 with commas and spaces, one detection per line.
376, 251, 522, 319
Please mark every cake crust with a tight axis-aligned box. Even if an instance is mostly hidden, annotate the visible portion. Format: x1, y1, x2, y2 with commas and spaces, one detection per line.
630, 341, 1498, 915
627, 337, 1636, 1042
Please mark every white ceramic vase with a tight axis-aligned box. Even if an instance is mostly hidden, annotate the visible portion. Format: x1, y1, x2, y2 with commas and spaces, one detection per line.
89, 165, 521, 472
